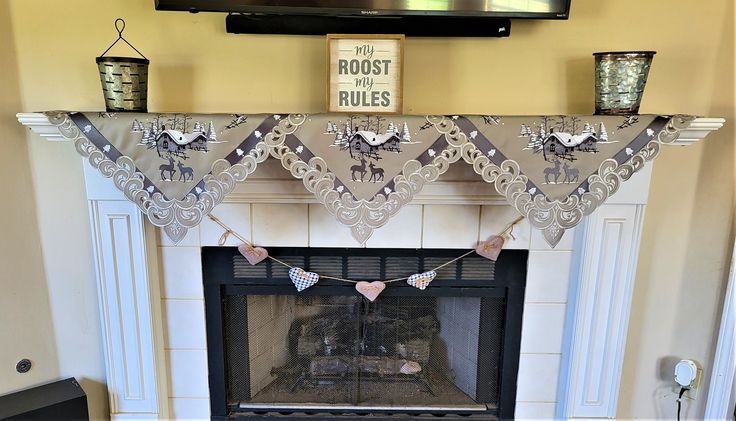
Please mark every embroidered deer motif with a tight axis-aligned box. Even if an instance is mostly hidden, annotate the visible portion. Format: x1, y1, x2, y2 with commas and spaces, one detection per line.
543, 159, 562, 184
177, 161, 194, 182
159, 156, 176, 181
350, 157, 367, 182
562, 163, 579, 183
368, 162, 384, 182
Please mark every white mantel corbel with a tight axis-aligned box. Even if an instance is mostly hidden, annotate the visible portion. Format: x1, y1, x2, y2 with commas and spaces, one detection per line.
17, 112, 725, 421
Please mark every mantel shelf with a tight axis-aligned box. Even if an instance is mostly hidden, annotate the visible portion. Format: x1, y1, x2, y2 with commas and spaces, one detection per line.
16, 112, 725, 145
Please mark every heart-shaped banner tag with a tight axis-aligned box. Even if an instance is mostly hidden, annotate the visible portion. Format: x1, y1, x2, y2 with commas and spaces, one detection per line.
355, 281, 386, 302
237, 244, 269, 266
407, 271, 437, 290
289, 267, 320, 292
476, 235, 505, 261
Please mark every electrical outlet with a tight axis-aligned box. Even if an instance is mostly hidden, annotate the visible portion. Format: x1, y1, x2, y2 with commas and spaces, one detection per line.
673, 360, 702, 400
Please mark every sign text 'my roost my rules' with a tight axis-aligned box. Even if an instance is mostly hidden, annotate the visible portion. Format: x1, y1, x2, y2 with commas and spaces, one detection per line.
328, 35, 404, 114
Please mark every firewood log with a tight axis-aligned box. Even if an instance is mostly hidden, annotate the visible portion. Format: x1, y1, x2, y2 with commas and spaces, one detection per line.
309, 356, 422, 377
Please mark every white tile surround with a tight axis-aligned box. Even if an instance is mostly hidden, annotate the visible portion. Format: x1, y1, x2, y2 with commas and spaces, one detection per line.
157, 197, 576, 420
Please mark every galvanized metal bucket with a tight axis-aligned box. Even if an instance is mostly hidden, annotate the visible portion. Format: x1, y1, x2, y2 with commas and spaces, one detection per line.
96, 19, 149, 112
594, 51, 655, 115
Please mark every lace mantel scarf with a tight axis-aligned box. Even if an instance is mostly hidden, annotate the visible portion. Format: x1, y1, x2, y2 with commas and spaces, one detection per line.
45, 111, 693, 246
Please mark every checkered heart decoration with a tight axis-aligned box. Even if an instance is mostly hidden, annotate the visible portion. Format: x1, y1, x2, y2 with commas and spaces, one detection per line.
407, 271, 437, 290
289, 267, 320, 292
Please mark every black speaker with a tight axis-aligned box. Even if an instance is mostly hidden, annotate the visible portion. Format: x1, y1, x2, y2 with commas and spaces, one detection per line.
0, 378, 88, 421
225, 13, 511, 37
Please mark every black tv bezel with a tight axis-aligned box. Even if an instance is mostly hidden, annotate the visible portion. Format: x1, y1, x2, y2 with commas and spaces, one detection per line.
154, 0, 571, 20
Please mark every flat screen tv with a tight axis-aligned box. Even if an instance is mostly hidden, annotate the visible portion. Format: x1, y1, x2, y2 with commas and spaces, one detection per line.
155, 0, 571, 19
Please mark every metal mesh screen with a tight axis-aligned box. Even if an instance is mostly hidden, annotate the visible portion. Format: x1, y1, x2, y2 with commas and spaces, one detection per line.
226, 295, 501, 409
223, 250, 507, 412
477, 296, 505, 404
224, 295, 250, 403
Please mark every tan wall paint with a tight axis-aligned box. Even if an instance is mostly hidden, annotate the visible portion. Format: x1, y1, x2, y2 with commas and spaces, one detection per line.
620, 2, 735, 419
0, 0, 60, 401
0, 3, 109, 420
4, 0, 734, 419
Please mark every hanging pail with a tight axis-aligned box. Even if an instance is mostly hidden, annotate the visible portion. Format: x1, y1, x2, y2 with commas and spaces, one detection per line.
96, 19, 149, 112
594, 51, 655, 115
96, 56, 149, 112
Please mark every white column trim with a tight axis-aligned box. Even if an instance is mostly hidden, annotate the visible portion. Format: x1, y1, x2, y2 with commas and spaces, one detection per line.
558, 203, 649, 419
704, 238, 736, 420
84, 161, 168, 420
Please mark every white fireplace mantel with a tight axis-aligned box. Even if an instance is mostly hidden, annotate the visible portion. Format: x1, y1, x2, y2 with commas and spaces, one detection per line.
16, 113, 725, 145
17, 112, 725, 421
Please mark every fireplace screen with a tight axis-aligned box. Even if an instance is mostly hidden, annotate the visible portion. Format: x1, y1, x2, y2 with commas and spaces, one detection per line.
203, 248, 527, 420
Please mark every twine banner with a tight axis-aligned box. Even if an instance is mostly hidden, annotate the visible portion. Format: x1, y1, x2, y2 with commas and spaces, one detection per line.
209, 212, 523, 298
43, 111, 694, 246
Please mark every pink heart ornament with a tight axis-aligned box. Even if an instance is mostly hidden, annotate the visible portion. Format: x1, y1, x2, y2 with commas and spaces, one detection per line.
476, 235, 505, 261
407, 271, 437, 290
289, 267, 320, 292
238, 244, 269, 265
355, 281, 386, 302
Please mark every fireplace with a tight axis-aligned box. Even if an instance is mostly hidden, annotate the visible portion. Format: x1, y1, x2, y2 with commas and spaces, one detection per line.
15, 112, 722, 420
203, 247, 527, 420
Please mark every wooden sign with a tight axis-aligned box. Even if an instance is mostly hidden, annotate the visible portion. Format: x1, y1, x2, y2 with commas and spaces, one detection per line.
327, 34, 404, 114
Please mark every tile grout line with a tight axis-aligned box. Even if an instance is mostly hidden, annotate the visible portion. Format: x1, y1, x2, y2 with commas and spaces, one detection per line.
476, 205, 483, 243
249, 203, 254, 243
419, 205, 426, 247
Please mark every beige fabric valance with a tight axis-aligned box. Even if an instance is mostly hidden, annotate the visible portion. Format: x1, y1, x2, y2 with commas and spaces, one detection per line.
46, 111, 693, 246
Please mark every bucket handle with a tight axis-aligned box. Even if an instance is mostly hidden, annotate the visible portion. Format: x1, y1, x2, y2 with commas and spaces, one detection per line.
99, 18, 148, 60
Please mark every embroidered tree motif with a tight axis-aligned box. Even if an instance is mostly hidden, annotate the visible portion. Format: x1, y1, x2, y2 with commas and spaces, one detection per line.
206, 121, 217, 142
401, 122, 411, 143
598, 123, 608, 141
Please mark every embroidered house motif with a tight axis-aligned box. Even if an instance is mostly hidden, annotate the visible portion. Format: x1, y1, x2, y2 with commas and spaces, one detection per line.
154, 129, 210, 154
518, 117, 612, 185
132, 115, 218, 157
349, 131, 402, 157
327, 118, 412, 160
520, 117, 608, 162
325, 117, 416, 184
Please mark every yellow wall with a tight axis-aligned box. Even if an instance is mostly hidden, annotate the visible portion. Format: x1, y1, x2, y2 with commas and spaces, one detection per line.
3, 0, 734, 419
0, 0, 61, 397
0, 3, 109, 419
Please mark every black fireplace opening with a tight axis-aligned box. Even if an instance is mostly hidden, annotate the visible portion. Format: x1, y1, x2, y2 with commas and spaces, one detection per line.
203, 247, 527, 421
